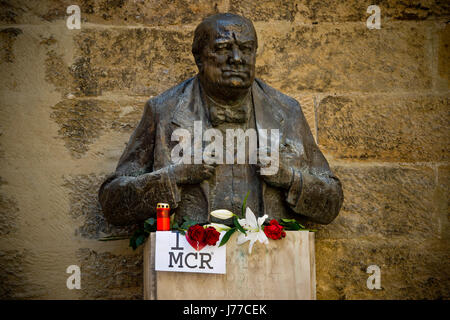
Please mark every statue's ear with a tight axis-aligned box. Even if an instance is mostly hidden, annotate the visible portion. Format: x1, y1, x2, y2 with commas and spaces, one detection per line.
193, 54, 203, 72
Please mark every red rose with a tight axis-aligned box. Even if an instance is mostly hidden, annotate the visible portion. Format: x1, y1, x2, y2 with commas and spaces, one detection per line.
269, 219, 279, 226
204, 227, 220, 246
187, 224, 205, 242
264, 219, 286, 240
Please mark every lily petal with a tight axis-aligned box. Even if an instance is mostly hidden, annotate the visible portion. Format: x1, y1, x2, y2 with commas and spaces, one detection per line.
257, 230, 269, 244
237, 218, 249, 229
210, 209, 234, 220
257, 214, 268, 228
245, 207, 258, 229
237, 233, 250, 245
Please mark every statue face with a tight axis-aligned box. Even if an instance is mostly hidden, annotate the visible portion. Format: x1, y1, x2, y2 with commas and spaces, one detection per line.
199, 19, 257, 93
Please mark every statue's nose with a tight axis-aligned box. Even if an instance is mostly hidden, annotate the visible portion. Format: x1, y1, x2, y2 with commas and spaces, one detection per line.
230, 45, 243, 64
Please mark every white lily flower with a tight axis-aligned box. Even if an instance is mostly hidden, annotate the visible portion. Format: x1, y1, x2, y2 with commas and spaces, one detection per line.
210, 209, 235, 220
204, 223, 231, 232
236, 207, 268, 254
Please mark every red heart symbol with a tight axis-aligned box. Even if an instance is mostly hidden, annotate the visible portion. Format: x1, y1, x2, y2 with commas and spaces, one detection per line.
185, 233, 207, 251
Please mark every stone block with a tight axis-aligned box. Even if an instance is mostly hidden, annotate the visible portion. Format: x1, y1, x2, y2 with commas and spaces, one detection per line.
315, 239, 450, 299
77, 247, 143, 299
144, 231, 316, 299
230, 0, 298, 22
230, 0, 450, 22
308, 164, 440, 240
289, 93, 316, 140
316, 94, 449, 161
50, 97, 145, 157
256, 22, 432, 92
72, 28, 197, 96
436, 165, 449, 239
0, 0, 226, 26
437, 23, 449, 88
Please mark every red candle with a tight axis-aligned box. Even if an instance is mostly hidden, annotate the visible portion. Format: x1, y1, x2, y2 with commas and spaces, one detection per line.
156, 203, 170, 231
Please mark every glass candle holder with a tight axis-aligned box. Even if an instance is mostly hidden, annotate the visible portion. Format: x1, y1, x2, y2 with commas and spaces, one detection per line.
156, 203, 170, 231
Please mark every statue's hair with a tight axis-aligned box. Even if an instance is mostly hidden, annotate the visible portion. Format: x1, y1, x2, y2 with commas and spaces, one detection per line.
192, 13, 257, 64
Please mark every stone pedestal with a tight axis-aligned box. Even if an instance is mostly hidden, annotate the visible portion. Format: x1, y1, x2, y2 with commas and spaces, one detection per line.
144, 231, 316, 300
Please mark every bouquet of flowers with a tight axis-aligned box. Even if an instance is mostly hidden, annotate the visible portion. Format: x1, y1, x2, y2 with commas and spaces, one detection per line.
128, 192, 312, 252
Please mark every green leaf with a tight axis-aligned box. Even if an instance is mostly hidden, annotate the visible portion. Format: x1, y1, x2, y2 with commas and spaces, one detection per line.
129, 231, 139, 250
183, 216, 195, 223
279, 221, 298, 230
279, 218, 305, 230
233, 216, 247, 235
143, 217, 156, 233
241, 191, 250, 218
180, 218, 196, 231
129, 229, 147, 250
135, 234, 146, 248
180, 222, 190, 230
219, 228, 237, 247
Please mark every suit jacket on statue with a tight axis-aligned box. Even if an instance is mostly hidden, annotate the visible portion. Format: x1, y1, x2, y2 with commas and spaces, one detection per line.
99, 76, 343, 226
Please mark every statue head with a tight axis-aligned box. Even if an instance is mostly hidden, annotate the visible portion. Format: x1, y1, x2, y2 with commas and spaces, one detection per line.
192, 13, 258, 102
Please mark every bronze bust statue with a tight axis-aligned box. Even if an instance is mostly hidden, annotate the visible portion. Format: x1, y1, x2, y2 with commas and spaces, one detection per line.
99, 13, 343, 227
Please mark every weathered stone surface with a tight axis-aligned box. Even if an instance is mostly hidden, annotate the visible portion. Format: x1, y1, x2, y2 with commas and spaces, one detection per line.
0, 1, 21, 24
230, 0, 450, 22
438, 23, 449, 87
0, 250, 46, 299
44, 50, 72, 95
50, 98, 144, 157
134, 28, 197, 95
77, 247, 143, 299
316, 94, 449, 161
0, 0, 225, 26
63, 174, 136, 238
38, 22, 197, 97
2, 0, 449, 25
82, 0, 223, 26
230, 0, 298, 22
290, 93, 316, 140
71, 28, 197, 96
0, 184, 18, 236
0, 28, 23, 64
306, 164, 440, 239
436, 165, 449, 239
256, 22, 432, 93
315, 239, 450, 299
298, 0, 450, 22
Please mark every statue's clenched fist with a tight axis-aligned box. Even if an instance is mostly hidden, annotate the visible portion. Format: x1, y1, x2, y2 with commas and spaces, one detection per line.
171, 163, 216, 185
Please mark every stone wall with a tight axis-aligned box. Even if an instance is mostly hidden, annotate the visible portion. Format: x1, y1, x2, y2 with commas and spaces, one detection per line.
0, 0, 448, 299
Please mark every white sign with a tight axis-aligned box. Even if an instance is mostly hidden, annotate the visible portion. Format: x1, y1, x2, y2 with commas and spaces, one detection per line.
155, 231, 226, 274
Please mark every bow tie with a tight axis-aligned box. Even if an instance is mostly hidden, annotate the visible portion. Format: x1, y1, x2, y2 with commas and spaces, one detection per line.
208, 104, 247, 126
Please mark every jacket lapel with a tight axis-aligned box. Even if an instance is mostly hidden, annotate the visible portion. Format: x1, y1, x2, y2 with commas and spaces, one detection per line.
170, 77, 211, 131
251, 79, 285, 134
